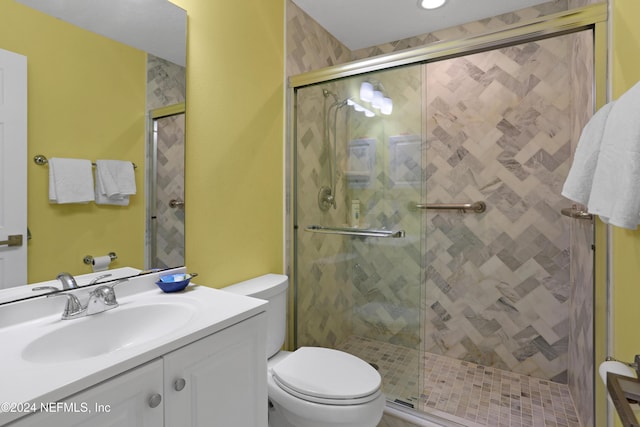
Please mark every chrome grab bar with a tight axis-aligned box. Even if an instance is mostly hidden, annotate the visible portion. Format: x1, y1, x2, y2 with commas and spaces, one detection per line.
0, 234, 23, 247
414, 201, 486, 213
305, 225, 405, 238
560, 205, 593, 220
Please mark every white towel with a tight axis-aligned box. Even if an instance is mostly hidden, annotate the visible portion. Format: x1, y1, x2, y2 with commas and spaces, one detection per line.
94, 188, 130, 206
587, 81, 640, 229
48, 158, 95, 204
561, 102, 615, 205
95, 160, 136, 206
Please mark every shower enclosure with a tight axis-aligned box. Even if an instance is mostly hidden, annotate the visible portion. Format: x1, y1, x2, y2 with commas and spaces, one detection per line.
291, 5, 606, 427
148, 105, 186, 269
145, 54, 186, 270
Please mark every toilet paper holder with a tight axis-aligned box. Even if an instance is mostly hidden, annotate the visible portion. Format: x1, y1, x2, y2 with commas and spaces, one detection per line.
83, 252, 118, 265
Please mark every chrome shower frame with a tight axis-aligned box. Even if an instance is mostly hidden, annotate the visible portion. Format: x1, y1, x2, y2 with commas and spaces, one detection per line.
287, 3, 608, 425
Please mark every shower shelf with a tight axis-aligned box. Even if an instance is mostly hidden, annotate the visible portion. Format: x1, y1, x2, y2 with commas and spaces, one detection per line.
304, 225, 405, 238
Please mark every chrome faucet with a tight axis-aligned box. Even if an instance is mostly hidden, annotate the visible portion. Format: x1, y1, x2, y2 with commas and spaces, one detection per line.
85, 283, 119, 315
47, 278, 128, 320
56, 272, 78, 290
47, 292, 84, 320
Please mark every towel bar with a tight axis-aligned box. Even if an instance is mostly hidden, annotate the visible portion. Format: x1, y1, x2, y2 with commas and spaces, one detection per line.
34, 154, 137, 169
305, 225, 405, 238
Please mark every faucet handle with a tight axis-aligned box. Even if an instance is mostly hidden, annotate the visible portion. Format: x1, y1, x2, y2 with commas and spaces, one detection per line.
90, 278, 129, 307
90, 286, 118, 307
47, 292, 84, 319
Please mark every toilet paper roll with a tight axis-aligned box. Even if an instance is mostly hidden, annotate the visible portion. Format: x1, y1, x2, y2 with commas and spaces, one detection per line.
91, 255, 112, 272
599, 360, 636, 385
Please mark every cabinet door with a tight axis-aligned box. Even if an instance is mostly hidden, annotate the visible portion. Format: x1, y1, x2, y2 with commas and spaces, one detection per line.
164, 313, 267, 427
9, 359, 164, 427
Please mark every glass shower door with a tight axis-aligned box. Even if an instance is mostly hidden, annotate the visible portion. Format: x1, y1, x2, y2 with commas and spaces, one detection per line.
293, 64, 425, 407
419, 32, 593, 425
148, 109, 185, 269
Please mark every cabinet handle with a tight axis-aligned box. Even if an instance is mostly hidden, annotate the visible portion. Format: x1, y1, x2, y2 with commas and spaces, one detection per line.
174, 378, 186, 392
148, 393, 162, 408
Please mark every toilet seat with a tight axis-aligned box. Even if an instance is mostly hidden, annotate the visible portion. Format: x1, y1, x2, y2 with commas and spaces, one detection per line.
271, 347, 381, 406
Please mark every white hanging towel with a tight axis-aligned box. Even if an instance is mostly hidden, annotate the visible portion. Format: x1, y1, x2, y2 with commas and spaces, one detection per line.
587, 81, 640, 229
95, 160, 136, 206
561, 101, 615, 205
48, 158, 95, 204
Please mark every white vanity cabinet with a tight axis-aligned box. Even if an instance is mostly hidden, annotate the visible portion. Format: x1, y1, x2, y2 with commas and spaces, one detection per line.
9, 359, 165, 427
164, 313, 267, 426
8, 313, 267, 427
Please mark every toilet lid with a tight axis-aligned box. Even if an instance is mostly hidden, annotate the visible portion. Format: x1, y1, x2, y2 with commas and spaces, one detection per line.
271, 347, 381, 402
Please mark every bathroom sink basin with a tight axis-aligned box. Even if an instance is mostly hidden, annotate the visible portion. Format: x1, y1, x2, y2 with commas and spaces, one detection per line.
0, 267, 269, 427
22, 302, 195, 363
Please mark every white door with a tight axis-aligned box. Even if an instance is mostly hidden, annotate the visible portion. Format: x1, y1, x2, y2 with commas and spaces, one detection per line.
0, 49, 27, 289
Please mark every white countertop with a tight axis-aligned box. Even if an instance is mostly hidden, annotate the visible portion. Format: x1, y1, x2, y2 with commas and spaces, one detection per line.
0, 268, 267, 425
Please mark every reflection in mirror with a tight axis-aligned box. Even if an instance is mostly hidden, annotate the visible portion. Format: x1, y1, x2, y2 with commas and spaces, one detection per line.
0, 267, 175, 305
149, 107, 186, 269
0, 0, 186, 301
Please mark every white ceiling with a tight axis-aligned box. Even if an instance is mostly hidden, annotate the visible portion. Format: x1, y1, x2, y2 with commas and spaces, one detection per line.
292, 0, 552, 50
15, 0, 186, 66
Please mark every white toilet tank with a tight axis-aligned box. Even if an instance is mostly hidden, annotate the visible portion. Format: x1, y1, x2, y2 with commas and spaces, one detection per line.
222, 274, 288, 358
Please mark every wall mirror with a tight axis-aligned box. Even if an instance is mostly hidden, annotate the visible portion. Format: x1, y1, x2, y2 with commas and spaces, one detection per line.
0, 0, 186, 302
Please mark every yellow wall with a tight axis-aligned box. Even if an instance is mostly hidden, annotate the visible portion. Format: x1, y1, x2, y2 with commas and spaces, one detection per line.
0, 0, 146, 282
612, 0, 640, 366
169, 0, 285, 287
612, 0, 640, 425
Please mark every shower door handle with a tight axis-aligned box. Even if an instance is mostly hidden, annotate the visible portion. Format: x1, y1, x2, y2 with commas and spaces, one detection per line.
413, 201, 486, 213
169, 199, 185, 208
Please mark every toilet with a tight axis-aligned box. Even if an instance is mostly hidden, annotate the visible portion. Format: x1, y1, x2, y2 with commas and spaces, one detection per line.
223, 274, 385, 427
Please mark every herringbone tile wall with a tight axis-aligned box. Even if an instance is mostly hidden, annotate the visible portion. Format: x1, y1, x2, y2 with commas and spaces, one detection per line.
421, 35, 575, 382
296, 33, 589, 373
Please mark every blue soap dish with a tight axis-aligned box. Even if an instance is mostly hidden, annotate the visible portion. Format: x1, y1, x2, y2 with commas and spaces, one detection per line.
155, 273, 197, 293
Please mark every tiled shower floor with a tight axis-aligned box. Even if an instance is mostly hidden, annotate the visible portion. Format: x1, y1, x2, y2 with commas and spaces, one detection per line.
337, 336, 581, 427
